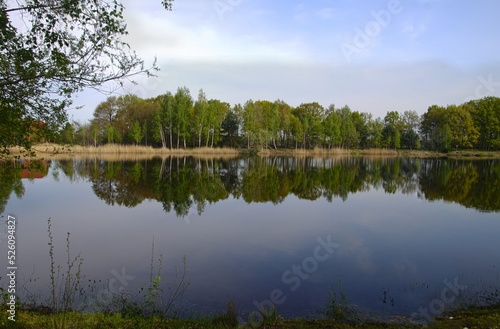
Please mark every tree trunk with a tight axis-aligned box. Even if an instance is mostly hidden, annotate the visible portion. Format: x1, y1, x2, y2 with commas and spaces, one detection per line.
169, 126, 173, 149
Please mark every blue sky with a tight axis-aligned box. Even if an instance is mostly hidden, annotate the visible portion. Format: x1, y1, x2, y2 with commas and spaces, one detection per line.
70, 0, 500, 122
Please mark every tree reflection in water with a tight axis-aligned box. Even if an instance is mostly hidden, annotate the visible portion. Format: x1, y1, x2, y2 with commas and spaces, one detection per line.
37, 157, 500, 216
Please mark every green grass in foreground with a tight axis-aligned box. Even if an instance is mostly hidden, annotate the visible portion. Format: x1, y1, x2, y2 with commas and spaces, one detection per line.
3, 303, 499, 329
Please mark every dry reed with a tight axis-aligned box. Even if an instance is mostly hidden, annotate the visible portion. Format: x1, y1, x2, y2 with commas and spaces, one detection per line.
7, 143, 240, 160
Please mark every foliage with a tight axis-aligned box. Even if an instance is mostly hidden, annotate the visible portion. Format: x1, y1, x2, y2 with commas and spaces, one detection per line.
22, 84, 500, 152
6, 303, 500, 328
0, 161, 25, 213
211, 300, 239, 328
0, 0, 173, 155
221, 106, 242, 147
142, 236, 190, 320
144, 237, 162, 316
325, 280, 358, 323
42, 217, 86, 329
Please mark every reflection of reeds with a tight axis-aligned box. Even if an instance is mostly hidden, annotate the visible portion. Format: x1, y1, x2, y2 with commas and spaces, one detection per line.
258, 147, 397, 157
258, 147, 351, 156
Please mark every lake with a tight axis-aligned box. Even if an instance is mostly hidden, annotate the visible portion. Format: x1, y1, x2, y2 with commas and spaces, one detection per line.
1, 156, 499, 323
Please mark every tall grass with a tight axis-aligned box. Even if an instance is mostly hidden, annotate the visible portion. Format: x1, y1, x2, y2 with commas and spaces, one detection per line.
8, 143, 240, 160
47, 218, 84, 313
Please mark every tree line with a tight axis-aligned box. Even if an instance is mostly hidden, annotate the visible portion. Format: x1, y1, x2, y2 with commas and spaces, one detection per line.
57, 88, 500, 151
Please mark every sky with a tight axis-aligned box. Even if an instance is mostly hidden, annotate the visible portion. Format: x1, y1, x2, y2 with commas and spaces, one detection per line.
70, 0, 500, 123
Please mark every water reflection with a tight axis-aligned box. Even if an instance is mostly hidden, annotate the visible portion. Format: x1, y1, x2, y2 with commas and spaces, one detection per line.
0, 159, 49, 213
1, 156, 499, 320
47, 157, 500, 214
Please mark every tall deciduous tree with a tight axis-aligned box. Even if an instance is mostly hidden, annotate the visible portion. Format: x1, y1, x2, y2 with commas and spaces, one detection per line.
0, 0, 173, 154
173, 87, 193, 148
221, 105, 241, 147
129, 121, 142, 145
275, 100, 293, 148
193, 89, 209, 147
338, 106, 357, 148
383, 111, 401, 149
242, 100, 257, 148
420, 105, 451, 151
92, 96, 120, 144
401, 110, 421, 149
447, 105, 478, 149
322, 105, 341, 149
467, 97, 500, 150
293, 102, 324, 148
206, 99, 230, 147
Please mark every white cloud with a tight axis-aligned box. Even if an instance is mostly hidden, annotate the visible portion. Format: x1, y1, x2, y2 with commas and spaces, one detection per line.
69, 0, 500, 124
123, 6, 308, 65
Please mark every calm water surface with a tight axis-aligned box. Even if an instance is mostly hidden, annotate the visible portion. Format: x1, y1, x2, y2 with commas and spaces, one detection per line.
0, 156, 499, 321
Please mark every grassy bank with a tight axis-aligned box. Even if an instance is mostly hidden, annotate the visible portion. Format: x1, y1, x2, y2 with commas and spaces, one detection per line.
6, 143, 240, 160
4, 303, 500, 328
260, 147, 500, 158
6, 143, 500, 159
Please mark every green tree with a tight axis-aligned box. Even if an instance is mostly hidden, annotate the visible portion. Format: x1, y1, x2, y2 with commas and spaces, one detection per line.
254, 100, 280, 148
322, 105, 341, 149
115, 94, 145, 144
105, 124, 121, 144
92, 97, 120, 144
129, 121, 143, 145
448, 105, 479, 149
59, 122, 75, 145
206, 99, 230, 147
0, 0, 173, 154
289, 115, 303, 149
173, 87, 193, 148
293, 102, 324, 148
467, 97, 500, 150
401, 110, 421, 149
383, 111, 402, 149
242, 100, 258, 148
276, 100, 293, 148
338, 106, 358, 148
369, 117, 384, 148
352, 111, 368, 148
193, 89, 209, 147
420, 105, 451, 151
221, 106, 241, 147
153, 92, 175, 148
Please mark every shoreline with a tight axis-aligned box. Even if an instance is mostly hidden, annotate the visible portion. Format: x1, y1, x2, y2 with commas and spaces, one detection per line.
6, 143, 500, 159
9, 302, 500, 328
